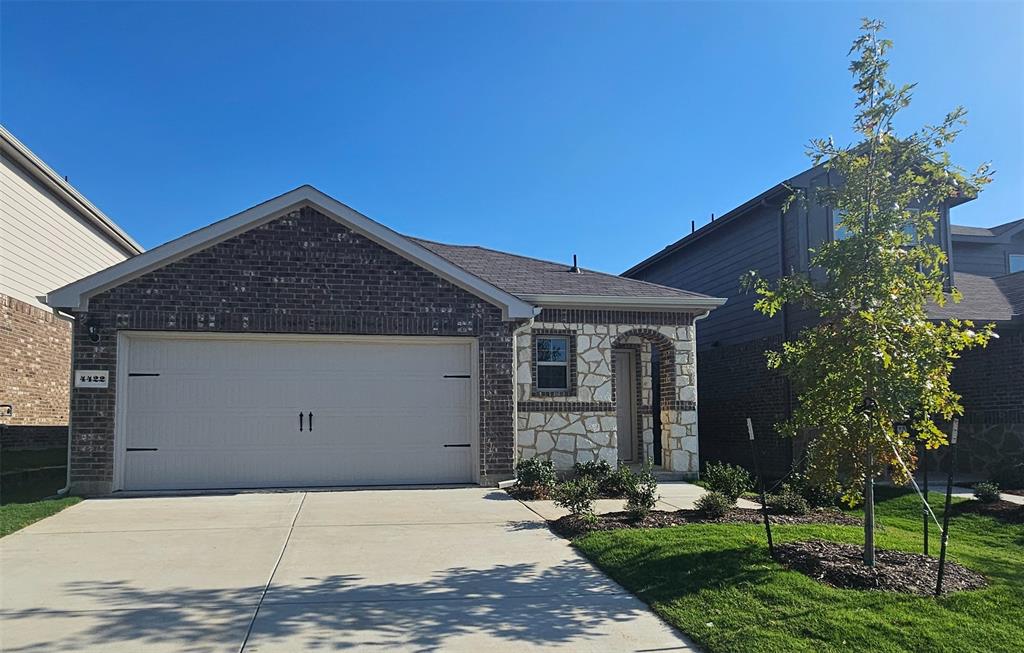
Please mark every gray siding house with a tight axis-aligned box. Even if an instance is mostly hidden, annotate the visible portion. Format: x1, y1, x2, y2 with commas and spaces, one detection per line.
951, 218, 1024, 277
625, 165, 1023, 478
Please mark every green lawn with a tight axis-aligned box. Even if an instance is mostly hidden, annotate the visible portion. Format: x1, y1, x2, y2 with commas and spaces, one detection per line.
0, 496, 81, 537
575, 489, 1024, 653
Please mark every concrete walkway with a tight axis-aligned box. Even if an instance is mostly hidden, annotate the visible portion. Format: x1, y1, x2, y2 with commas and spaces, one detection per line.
0, 488, 696, 652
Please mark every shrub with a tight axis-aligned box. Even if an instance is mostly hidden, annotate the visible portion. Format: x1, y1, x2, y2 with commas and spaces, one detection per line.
695, 491, 732, 518
768, 491, 810, 516
973, 481, 1001, 504
574, 459, 613, 483
516, 457, 556, 490
625, 463, 659, 520
601, 465, 637, 497
554, 476, 598, 521
703, 461, 753, 501
785, 472, 841, 508
993, 463, 1024, 491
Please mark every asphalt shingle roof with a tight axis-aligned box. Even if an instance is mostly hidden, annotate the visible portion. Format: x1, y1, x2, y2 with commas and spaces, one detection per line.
950, 217, 1024, 238
408, 237, 713, 300
928, 271, 1024, 322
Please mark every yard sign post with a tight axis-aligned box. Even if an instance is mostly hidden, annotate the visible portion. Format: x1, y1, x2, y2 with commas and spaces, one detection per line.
747, 418, 774, 557
921, 440, 929, 556
936, 419, 959, 596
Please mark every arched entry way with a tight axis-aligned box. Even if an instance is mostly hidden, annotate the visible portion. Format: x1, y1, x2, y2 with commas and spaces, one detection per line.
611, 329, 677, 468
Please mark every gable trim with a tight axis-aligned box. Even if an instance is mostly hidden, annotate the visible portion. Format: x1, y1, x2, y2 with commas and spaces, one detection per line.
45, 185, 538, 319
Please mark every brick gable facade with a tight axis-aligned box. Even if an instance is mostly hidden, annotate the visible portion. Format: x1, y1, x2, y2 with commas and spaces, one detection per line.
69, 206, 522, 494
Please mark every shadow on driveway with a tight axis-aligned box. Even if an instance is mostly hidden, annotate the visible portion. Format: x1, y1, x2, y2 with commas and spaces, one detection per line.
4, 559, 669, 652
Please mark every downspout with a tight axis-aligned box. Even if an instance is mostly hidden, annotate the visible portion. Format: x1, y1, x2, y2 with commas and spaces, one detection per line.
505, 310, 539, 483
778, 205, 796, 470
51, 307, 75, 496
691, 308, 713, 480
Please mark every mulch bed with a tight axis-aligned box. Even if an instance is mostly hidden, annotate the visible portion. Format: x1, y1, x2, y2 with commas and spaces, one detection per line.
550, 507, 859, 539
773, 539, 988, 595
949, 499, 1024, 524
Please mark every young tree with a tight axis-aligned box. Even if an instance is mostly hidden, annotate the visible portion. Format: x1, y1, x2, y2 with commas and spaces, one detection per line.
744, 18, 995, 566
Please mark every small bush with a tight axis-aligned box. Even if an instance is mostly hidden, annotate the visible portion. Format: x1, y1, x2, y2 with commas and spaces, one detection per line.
973, 481, 1001, 504
601, 465, 637, 497
574, 459, 613, 483
625, 463, 659, 520
785, 472, 841, 508
768, 491, 810, 516
695, 491, 732, 518
554, 476, 598, 521
516, 457, 556, 490
703, 461, 753, 501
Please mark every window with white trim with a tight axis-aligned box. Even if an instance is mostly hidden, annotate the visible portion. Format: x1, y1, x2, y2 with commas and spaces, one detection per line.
535, 336, 569, 390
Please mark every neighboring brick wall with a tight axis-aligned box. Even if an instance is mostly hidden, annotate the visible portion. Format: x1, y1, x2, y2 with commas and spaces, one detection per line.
1, 293, 71, 437
697, 328, 1024, 479
69, 206, 521, 493
696, 337, 793, 478
0, 425, 67, 450
944, 326, 1024, 475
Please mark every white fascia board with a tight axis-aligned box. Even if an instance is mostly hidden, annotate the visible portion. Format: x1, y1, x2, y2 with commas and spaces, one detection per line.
46, 185, 537, 319
519, 293, 728, 312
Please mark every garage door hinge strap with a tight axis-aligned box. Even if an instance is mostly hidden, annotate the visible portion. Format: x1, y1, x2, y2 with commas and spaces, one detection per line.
443, 444, 471, 448
126, 447, 158, 452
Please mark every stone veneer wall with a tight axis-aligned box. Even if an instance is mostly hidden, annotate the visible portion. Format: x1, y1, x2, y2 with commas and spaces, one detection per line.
515, 311, 699, 476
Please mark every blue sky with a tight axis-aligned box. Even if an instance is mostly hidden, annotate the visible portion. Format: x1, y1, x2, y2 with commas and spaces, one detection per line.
2, 1, 1021, 274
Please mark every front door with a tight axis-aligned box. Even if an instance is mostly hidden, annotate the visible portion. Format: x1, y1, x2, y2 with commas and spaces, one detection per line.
614, 350, 637, 463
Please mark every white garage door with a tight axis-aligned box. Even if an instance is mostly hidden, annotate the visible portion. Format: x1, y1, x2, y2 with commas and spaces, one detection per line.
120, 334, 476, 491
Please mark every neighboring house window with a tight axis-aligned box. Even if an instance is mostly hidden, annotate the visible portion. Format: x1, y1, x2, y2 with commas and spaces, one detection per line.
834, 208, 920, 243
902, 209, 920, 245
535, 335, 570, 390
1010, 255, 1024, 274
832, 208, 851, 241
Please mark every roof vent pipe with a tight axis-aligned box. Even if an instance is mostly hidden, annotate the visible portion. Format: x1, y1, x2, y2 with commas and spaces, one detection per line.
570, 254, 581, 274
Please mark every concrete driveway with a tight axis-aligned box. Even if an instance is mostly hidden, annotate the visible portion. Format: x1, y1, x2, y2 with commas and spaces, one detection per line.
0, 488, 695, 652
